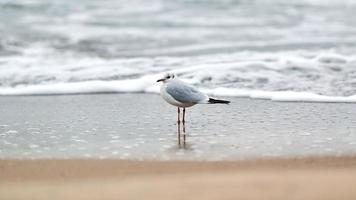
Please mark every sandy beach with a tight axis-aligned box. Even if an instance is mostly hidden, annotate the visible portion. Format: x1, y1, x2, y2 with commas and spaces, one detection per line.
0, 93, 355, 200
1, 0, 356, 199
1, 157, 356, 200
1, 94, 356, 199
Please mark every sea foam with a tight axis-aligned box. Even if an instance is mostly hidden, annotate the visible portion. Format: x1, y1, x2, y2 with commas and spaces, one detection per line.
1, 74, 356, 103
1, 49, 356, 103
1, 0, 356, 103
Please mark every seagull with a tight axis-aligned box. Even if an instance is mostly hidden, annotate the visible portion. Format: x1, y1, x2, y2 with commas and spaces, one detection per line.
157, 73, 230, 123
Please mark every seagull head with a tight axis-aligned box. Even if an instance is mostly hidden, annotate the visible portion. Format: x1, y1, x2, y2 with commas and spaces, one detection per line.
157, 73, 176, 82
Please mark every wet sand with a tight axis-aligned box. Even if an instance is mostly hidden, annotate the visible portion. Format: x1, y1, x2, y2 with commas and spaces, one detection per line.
1, 157, 356, 200
1, 94, 356, 160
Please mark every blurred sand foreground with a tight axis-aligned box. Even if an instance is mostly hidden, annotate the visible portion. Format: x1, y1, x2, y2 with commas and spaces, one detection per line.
1, 157, 356, 200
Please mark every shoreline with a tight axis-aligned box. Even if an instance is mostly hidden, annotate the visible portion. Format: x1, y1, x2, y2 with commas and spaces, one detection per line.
1, 91, 356, 103
1, 156, 356, 200
1, 93, 356, 160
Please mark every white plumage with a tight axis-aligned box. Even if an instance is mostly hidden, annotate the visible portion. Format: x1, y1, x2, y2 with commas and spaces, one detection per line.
157, 73, 230, 123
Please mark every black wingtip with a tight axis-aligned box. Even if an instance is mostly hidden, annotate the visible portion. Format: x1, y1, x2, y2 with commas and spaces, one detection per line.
208, 98, 230, 104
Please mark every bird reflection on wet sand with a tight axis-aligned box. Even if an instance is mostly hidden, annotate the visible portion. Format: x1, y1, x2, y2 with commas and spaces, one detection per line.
177, 121, 186, 148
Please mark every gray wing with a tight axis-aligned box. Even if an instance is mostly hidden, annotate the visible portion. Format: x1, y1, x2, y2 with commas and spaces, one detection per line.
166, 81, 207, 103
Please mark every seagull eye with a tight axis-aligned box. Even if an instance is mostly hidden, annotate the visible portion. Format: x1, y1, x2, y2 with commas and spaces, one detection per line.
167, 76, 170, 79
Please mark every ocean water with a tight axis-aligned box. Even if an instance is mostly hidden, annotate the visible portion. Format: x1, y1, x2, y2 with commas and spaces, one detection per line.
1, 0, 356, 101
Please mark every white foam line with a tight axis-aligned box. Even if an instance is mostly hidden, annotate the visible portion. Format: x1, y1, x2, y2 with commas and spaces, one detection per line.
0, 80, 355, 103
0, 75, 160, 95
206, 88, 356, 103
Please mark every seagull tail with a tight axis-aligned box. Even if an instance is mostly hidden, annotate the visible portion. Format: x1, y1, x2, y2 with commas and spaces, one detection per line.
208, 98, 230, 104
